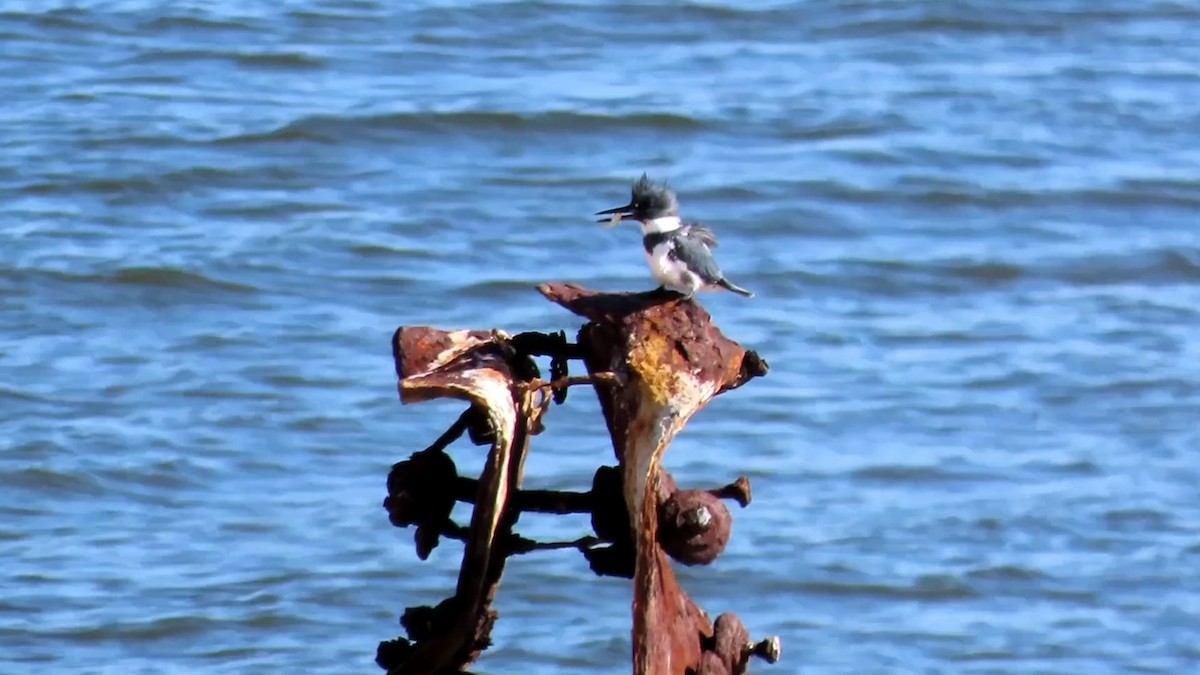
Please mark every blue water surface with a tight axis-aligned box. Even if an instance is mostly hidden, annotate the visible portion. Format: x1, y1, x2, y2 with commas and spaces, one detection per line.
3, 1, 1200, 673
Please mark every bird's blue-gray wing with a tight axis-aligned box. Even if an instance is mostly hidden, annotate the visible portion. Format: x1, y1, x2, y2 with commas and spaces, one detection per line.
681, 222, 719, 248
669, 232, 724, 283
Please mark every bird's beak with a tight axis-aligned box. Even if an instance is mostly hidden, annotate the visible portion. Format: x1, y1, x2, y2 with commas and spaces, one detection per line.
595, 203, 634, 227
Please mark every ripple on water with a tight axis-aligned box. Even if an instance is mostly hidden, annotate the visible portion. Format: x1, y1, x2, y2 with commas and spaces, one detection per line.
820, 245, 1200, 299
811, 7, 1070, 39
123, 49, 327, 70
3, 467, 105, 496
781, 113, 913, 142
4, 1, 1200, 673
203, 200, 354, 218
1050, 247, 1200, 286
1102, 507, 1176, 531
347, 243, 443, 260
848, 463, 995, 483
41, 616, 224, 643
108, 267, 258, 293
1020, 458, 1104, 476
196, 646, 263, 661
0, 386, 54, 404
134, 13, 266, 33
19, 165, 264, 196
964, 564, 1048, 581
798, 576, 979, 601
1, 266, 254, 300
861, 182, 1200, 210
942, 260, 1025, 283
94, 458, 214, 493
212, 110, 707, 146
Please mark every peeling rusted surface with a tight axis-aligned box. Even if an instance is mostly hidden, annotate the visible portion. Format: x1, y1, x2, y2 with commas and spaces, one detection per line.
538, 283, 769, 675
382, 326, 532, 674
708, 612, 783, 674
712, 613, 751, 674
392, 326, 494, 379
382, 293, 776, 674
659, 489, 732, 566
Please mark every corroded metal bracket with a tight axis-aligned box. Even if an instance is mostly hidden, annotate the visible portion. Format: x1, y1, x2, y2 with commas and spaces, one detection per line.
378, 328, 532, 672
377, 285, 777, 674
539, 283, 770, 675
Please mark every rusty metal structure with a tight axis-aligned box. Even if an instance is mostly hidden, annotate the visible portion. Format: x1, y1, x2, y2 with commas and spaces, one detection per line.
377, 283, 780, 675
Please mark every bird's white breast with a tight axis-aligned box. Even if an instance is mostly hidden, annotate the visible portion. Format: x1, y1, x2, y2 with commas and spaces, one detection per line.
645, 240, 697, 293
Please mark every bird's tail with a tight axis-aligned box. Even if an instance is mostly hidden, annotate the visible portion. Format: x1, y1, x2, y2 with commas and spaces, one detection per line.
717, 278, 754, 298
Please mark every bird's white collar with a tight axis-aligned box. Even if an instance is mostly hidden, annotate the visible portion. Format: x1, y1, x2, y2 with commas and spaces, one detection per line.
640, 216, 682, 235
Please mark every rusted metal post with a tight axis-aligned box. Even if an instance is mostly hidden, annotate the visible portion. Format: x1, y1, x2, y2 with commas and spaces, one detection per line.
379, 328, 539, 672
379, 284, 776, 674
538, 283, 769, 675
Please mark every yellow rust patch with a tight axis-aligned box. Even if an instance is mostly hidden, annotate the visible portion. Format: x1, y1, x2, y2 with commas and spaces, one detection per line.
533, 283, 768, 675
628, 332, 683, 405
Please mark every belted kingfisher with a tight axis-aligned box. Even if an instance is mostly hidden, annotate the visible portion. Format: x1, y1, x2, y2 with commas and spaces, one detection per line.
595, 174, 754, 298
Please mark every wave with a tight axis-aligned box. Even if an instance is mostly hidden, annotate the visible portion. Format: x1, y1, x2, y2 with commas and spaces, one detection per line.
1103, 507, 1174, 529
457, 278, 547, 294
136, 14, 264, 33
0, 8, 91, 31
17, 165, 273, 196
800, 575, 978, 600
3, 467, 104, 496
944, 261, 1024, 282
348, 243, 442, 260
782, 113, 912, 142
797, 179, 1200, 210
0, 386, 52, 404
5, 265, 258, 295
94, 459, 211, 492
177, 387, 283, 401
850, 464, 969, 482
827, 245, 1200, 296
948, 649, 1019, 662
816, 14, 1064, 39
38, 616, 223, 642
1053, 248, 1200, 285
808, 4, 1200, 40
213, 110, 706, 145
109, 266, 256, 292
965, 564, 1047, 581
123, 48, 326, 70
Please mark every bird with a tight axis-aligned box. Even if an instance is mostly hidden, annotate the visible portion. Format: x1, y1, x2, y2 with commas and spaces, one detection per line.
594, 174, 754, 299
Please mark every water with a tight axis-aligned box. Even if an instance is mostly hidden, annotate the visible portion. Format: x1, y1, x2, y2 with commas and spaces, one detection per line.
3, 1, 1199, 673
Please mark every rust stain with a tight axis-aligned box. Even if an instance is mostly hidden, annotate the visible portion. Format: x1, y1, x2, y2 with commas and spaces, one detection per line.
538, 283, 768, 675
382, 290, 773, 674
382, 326, 531, 674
